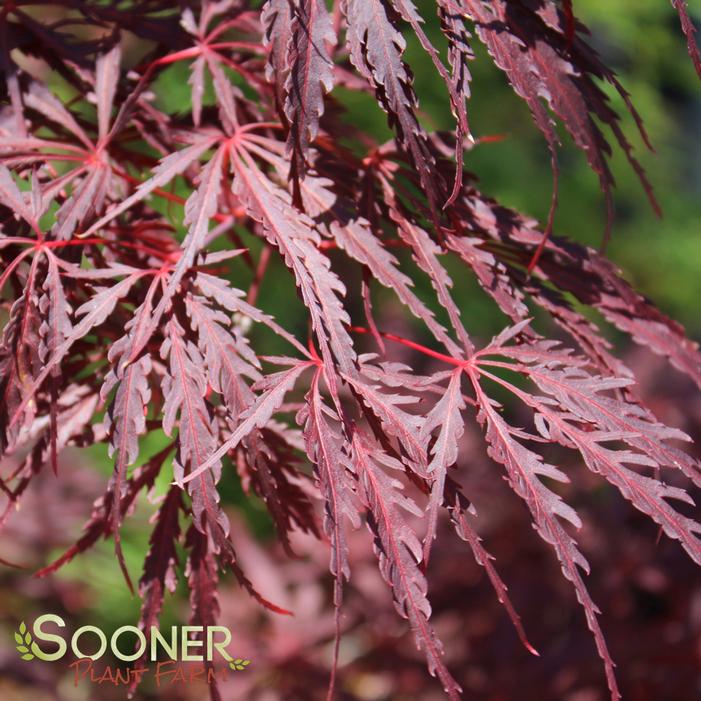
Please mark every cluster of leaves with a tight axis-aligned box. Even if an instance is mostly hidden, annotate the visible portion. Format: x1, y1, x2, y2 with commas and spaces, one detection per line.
1, 1, 700, 699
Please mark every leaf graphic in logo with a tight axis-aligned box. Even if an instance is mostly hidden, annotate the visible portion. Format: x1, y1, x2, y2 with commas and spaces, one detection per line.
229, 658, 251, 671
15, 622, 35, 661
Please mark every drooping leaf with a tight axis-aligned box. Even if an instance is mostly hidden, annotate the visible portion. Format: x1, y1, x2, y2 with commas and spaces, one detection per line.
95, 44, 121, 141
672, 0, 701, 77
351, 429, 462, 700
343, 0, 445, 215
420, 368, 465, 562
467, 365, 620, 701
284, 0, 336, 183
230, 144, 355, 376
103, 354, 152, 593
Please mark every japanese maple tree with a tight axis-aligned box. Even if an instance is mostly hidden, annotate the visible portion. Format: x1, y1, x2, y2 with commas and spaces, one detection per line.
1, 1, 701, 699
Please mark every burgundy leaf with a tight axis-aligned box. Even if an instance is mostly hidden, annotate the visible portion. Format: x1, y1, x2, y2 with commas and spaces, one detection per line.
420, 368, 465, 562
467, 366, 620, 701
284, 0, 336, 181
185, 525, 224, 701
0, 163, 36, 226
9, 270, 145, 429
344, 372, 428, 477
103, 354, 152, 592
95, 44, 121, 141
298, 368, 360, 693
23, 80, 92, 148
262, 0, 293, 109
181, 359, 312, 486
672, 0, 701, 77
343, 0, 445, 214
194, 271, 309, 356
351, 430, 462, 700
1, 255, 42, 447
332, 213, 458, 353
38, 252, 73, 472
161, 144, 226, 307
381, 175, 471, 356
83, 137, 218, 238
299, 368, 360, 592
443, 476, 538, 656
160, 317, 226, 532
130, 486, 182, 695
51, 164, 111, 240
230, 144, 356, 375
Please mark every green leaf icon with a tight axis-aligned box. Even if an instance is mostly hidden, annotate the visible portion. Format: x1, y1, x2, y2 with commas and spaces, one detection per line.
229, 658, 251, 671
15, 623, 35, 661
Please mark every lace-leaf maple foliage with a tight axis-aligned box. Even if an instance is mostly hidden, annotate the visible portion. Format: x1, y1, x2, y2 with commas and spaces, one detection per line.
1, 1, 701, 699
